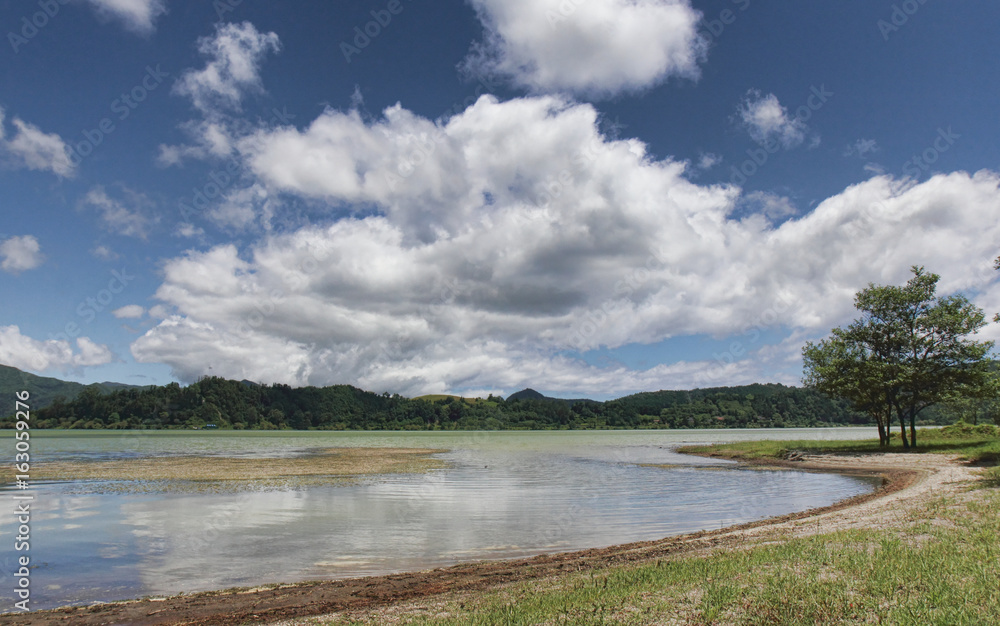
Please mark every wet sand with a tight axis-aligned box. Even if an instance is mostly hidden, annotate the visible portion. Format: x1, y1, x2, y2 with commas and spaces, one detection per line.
17, 447, 447, 493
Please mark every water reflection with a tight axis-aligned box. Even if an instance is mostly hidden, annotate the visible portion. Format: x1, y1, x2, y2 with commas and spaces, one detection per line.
0, 429, 879, 610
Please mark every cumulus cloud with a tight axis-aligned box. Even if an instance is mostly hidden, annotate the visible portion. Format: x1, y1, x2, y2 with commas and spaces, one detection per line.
130, 95, 1000, 396
738, 91, 809, 149
82, 186, 157, 239
84, 0, 167, 34
0, 326, 114, 372
113, 305, 146, 319
0, 108, 75, 177
0, 235, 44, 274
462, 0, 706, 97
173, 22, 281, 115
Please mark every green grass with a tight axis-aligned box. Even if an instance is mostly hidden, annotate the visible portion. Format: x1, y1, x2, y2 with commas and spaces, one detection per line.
311, 489, 1000, 625
679, 424, 1000, 467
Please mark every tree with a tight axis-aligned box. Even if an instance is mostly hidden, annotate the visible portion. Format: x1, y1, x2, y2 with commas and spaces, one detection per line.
804, 337, 894, 445
803, 267, 994, 447
941, 369, 1000, 426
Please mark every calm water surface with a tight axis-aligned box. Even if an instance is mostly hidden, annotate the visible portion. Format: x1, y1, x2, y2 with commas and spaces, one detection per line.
1, 428, 880, 610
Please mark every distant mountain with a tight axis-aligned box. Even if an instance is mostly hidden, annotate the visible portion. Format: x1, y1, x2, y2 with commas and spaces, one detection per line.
507, 388, 597, 405
0, 364, 139, 412
507, 388, 545, 401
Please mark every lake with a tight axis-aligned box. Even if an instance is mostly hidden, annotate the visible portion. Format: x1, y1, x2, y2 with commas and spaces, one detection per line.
1, 428, 881, 611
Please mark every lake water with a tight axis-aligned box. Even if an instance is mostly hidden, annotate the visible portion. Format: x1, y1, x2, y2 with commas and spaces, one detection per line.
1, 428, 880, 611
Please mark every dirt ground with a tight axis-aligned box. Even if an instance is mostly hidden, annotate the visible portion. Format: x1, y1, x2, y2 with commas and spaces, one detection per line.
0, 453, 977, 626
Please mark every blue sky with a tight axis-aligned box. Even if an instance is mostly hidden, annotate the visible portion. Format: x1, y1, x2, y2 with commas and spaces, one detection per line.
1, 0, 998, 399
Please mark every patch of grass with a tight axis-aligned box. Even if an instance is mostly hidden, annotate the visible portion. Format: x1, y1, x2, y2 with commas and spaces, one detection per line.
315, 489, 1000, 625
678, 428, 1000, 467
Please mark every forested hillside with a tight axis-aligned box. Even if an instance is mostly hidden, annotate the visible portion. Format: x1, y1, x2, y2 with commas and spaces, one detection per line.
0, 364, 138, 411
1, 374, 896, 430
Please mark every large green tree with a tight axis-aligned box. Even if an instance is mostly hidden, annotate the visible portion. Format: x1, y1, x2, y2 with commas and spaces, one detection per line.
803, 267, 994, 447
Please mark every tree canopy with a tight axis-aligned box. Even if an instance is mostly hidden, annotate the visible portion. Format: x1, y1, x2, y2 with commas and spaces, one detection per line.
803, 267, 994, 447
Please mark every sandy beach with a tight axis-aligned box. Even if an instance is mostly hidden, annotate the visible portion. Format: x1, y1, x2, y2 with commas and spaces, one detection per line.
0, 450, 981, 626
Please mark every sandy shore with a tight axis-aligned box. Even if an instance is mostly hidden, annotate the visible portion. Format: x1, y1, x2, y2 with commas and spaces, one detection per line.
0, 452, 977, 625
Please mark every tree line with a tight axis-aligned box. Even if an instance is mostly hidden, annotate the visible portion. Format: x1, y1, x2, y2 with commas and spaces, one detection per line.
2, 378, 889, 431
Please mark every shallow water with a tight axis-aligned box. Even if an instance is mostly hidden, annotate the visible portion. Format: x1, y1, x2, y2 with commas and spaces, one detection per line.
1, 428, 880, 611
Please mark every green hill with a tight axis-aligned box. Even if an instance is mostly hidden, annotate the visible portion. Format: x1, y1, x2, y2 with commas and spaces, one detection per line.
0, 364, 138, 411
506, 388, 597, 405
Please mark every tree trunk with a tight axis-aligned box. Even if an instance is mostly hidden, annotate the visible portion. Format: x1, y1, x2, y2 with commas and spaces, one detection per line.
876, 420, 887, 446
909, 408, 917, 448
896, 406, 910, 448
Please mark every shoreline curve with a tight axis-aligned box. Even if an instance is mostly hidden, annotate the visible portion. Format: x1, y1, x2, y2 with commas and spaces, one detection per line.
2, 452, 966, 626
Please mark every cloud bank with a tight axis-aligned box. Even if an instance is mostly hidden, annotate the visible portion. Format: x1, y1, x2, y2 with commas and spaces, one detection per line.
132, 94, 1000, 395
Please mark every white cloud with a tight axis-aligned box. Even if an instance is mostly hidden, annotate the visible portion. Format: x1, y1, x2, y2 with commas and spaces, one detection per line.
845, 138, 879, 158
739, 191, 799, 221
130, 95, 1000, 396
738, 91, 808, 149
92, 245, 119, 260
113, 305, 146, 319
157, 120, 236, 166
0, 235, 44, 274
0, 326, 114, 372
82, 186, 157, 239
697, 152, 722, 170
173, 22, 281, 115
84, 0, 167, 34
176, 223, 205, 238
0, 109, 75, 177
463, 0, 706, 97
206, 183, 276, 232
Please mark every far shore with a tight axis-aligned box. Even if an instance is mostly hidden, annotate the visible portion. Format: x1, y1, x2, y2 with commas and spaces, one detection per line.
4, 444, 984, 625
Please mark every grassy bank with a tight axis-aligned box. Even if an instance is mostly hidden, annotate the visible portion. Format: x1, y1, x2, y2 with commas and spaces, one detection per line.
290, 429, 999, 625
679, 423, 1000, 484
